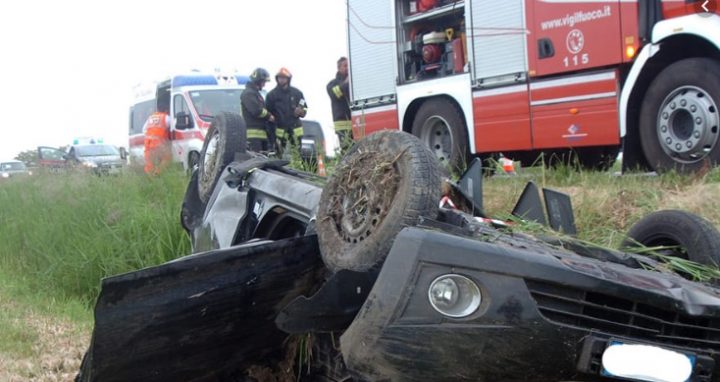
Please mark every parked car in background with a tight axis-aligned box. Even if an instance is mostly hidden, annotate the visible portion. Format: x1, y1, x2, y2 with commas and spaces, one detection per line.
0, 160, 31, 179
298, 119, 328, 161
37, 140, 127, 174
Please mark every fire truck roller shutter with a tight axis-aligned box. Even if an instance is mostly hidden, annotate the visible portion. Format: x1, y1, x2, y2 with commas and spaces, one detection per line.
410, 97, 468, 171
639, 58, 720, 173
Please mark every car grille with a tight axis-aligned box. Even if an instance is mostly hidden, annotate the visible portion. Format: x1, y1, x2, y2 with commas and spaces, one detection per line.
526, 279, 720, 350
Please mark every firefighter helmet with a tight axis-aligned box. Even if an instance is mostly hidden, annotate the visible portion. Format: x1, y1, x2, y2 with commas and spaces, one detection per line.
250, 68, 270, 84
275, 67, 292, 80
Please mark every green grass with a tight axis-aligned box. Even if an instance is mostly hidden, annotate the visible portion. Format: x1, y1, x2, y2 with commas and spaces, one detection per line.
483, 164, 720, 248
0, 267, 90, 356
1, 157, 718, 306
0, 168, 191, 306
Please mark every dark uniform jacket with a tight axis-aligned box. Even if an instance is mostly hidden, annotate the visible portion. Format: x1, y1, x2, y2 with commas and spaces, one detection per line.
266, 85, 307, 129
326, 73, 351, 122
241, 82, 270, 129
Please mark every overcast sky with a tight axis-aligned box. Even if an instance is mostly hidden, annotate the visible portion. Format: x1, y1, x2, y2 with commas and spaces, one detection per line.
0, 0, 348, 159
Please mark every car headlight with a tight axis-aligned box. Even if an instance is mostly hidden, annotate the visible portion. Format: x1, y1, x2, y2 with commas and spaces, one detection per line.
82, 161, 97, 168
1, 172, 9, 178
428, 274, 482, 318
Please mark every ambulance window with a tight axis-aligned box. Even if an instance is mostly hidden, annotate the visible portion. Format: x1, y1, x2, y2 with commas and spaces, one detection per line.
130, 99, 155, 135
174, 95, 190, 116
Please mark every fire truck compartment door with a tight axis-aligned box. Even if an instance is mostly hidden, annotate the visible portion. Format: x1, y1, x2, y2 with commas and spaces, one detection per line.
348, 0, 397, 101
469, 0, 528, 81
527, 0, 622, 77
529, 70, 621, 149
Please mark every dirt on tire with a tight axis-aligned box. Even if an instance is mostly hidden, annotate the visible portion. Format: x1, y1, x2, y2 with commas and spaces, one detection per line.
317, 131, 442, 272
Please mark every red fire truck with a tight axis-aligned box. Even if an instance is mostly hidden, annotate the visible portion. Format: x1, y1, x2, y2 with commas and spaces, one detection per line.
347, 0, 720, 172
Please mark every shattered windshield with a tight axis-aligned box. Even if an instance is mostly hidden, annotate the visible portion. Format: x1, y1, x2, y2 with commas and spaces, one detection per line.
75, 145, 119, 157
189, 89, 244, 122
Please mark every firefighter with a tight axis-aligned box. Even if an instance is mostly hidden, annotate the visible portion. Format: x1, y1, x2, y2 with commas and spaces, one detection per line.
326, 57, 352, 149
143, 111, 172, 175
266, 67, 308, 155
241, 67, 275, 152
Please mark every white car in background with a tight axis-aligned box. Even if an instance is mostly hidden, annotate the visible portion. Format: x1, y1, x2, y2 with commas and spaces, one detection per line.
0, 160, 32, 179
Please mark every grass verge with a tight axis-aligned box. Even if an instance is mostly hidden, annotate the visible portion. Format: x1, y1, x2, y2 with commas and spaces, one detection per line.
0, 168, 191, 305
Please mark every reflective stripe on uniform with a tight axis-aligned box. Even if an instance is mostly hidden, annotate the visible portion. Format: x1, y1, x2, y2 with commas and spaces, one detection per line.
333, 120, 352, 132
276, 128, 287, 139
293, 126, 304, 137
332, 85, 343, 99
247, 128, 268, 139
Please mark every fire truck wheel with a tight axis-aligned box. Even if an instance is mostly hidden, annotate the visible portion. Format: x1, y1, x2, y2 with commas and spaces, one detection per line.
197, 112, 246, 203
317, 131, 442, 272
411, 98, 469, 171
621, 210, 720, 267
640, 58, 720, 173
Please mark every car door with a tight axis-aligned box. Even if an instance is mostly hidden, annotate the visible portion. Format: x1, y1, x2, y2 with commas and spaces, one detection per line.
36, 146, 67, 169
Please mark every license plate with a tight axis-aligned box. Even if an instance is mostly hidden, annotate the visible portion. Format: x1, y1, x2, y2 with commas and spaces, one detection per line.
601, 340, 695, 382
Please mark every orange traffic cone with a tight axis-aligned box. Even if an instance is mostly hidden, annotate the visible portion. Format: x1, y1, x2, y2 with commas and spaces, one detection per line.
317, 154, 327, 177
500, 156, 516, 175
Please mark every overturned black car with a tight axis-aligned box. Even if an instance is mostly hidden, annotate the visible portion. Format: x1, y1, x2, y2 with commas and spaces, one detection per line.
77, 113, 720, 382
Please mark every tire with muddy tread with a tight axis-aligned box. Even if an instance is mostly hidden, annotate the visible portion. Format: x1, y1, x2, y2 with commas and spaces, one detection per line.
639, 58, 720, 173
621, 210, 720, 266
317, 131, 442, 272
197, 112, 246, 203
411, 98, 469, 171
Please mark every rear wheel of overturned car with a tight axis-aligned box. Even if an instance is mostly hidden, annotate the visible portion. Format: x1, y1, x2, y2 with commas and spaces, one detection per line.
317, 131, 443, 272
411, 98, 469, 172
621, 210, 720, 267
639, 58, 720, 173
197, 112, 246, 203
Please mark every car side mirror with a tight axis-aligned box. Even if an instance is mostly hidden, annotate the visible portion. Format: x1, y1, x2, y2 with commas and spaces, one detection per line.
62, 154, 69, 160
175, 112, 194, 130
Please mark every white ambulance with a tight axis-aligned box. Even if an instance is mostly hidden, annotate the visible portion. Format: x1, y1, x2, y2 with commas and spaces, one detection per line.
128, 73, 248, 170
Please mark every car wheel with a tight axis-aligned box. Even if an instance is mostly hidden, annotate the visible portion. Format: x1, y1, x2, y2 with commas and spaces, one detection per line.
316, 131, 442, 272
197, 112, 246, 203
411, 98, 469, 172
639, 58, 720, 173
621, 210, 720, 266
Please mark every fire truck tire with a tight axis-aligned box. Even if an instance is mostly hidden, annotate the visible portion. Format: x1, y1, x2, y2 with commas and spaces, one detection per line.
317, 131, 442, 272
197, 112, 246, 203
621, 210, 720, 267
411, 98, 469, 171
640, 58, 720, 173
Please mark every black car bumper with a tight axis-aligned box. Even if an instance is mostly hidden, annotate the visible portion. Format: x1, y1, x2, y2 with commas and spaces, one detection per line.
342, 227, 720, 381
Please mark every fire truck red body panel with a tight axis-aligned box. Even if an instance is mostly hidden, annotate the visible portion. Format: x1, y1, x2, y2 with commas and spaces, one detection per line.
348, 0, 720, 171
526, 1, 623, 77
472, 86, 532, 152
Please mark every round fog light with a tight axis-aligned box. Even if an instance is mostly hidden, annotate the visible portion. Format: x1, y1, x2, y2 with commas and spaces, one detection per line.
428, 274, 481, 318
